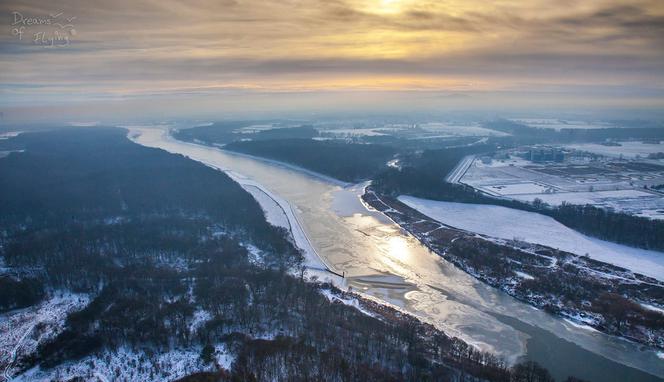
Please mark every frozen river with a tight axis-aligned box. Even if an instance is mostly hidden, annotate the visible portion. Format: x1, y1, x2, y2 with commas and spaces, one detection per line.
129, 127, 663, 382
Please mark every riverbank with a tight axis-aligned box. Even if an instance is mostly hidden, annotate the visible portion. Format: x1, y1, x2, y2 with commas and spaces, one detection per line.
362, 187, 664, 351
176, 132, 352, 188
127, 127, 341, 281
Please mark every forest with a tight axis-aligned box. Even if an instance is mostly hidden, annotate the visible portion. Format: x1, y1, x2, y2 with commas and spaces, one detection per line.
0, 128, 570, 381
174, 122, 318, 145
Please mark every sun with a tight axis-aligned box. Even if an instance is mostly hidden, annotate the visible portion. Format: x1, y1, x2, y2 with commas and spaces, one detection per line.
377, 0, 403, 14
387, 236, 410, 261
357, 0, 407, 15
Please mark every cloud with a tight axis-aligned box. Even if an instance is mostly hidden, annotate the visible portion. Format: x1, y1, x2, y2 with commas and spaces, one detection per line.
0, 0, 663, 113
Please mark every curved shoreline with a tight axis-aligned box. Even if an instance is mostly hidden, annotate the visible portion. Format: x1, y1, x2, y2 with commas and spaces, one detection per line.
179, 136, 352, 188
127, 127, 341, 281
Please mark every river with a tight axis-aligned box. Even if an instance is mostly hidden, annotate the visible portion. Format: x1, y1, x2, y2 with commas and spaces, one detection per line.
129, 126, 663, 382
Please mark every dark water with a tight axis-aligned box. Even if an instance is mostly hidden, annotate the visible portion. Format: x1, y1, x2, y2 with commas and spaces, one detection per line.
493, 314, 662, 382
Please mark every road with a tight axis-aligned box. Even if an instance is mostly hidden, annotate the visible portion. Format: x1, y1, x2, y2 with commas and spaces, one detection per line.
445, 155, 475, 183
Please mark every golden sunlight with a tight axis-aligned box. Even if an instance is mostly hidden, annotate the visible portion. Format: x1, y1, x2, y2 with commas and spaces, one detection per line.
387, 236, 410, 261
358, 0, 409, 15
377, 0, 403, 14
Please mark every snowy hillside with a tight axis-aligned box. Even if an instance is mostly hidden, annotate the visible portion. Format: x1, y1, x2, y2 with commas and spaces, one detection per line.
399, 195, 664, 281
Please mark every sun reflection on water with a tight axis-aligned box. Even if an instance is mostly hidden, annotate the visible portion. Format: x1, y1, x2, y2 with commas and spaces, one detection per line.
387, 235, 410, 261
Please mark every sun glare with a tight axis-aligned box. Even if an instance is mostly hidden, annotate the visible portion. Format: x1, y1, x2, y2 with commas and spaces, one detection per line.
358, 0, 406, 15
387, 236, 410, 261
378, 0, 402, 14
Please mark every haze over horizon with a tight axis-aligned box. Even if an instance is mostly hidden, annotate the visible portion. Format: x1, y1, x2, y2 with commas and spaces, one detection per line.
2, 0, 664, 123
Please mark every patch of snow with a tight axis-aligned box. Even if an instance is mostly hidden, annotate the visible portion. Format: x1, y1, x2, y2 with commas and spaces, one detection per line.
484, 182, 553, 196
398, 195, 664, 281
214, 344, 234, 369
419, 122, 508, 137
641, 303, 664, 315
68, 121, 100, 127
511, 189, 658, 206
319, 128, 387, 137
189, 309, 212, 333
0, 292, 90, 379
512, 119, 613, 131
320, 289, 377, 318
563, 319, 600, 333
13, 345, 234, 382
242, 185, 290, 230
514, 271, 535, 280
0, 131, 21, 140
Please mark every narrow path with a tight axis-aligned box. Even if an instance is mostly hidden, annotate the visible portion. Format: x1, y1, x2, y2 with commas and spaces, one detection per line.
3, 321, 37, 381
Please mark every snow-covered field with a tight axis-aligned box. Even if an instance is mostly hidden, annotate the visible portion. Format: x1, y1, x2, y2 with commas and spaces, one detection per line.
419, 123, 508, 137
565, 141, 664, 159
0, 292, 90, 380
398, 196, 664, 281
458, 155, 664, 219
319, 128, 387, 137
483, 182, 553, 196
510, 190, 664, 220
511, 119, 614, 131
510, 189, 655, 205
0, 131, 21, 140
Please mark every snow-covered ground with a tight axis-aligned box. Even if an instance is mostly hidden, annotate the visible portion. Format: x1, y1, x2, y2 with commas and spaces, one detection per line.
319, 289, 377, 318
242, 185, 291, 230
509, 190, 664, 220
483, 182, 553, 196
0, 131, 21, 140
565, 141, 664, 159
458, 155, 664, 220
641, 303, 664, 315
319, 128, 388, 137
510, 189, 656, 205
419, 122, 508, 137
0, 292, 90, 380
398, 195, 664, 281
14, 345, 234, 382
511, 119, 614, 131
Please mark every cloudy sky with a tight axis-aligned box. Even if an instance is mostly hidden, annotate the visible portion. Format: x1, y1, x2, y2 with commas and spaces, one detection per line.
1, 0, 664, 122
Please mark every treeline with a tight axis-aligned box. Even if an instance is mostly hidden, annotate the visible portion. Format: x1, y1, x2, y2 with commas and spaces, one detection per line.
0, 276, 44, 312
550, 202, 664, 250
484, 119, 664, 144
225, 139, 397, 182
0, 128, 569, 381
175, 122, 318, 145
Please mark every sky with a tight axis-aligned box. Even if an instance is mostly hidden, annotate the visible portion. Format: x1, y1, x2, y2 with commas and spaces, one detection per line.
1, 0, 664, 123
